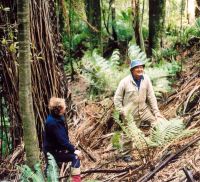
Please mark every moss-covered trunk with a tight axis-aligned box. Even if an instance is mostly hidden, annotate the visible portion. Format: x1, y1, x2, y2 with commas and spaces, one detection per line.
85, 0, 102, 50
17, 0, 39, 168
148, 0, 166, 57
132, 0, 145, 52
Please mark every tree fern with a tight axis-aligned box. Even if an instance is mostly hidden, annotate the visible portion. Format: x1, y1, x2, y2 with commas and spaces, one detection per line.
18, 153, 60, 182
112, 110, 147, 150
128, 44, 150, 64
149, 118, 197, 147
46, 153, 59, 182
18, 163, 45, 182
81, 50, 128, 97
113, 104, 196, 149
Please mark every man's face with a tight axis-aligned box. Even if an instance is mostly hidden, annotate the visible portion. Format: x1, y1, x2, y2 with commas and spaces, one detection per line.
131, 65, 144, 79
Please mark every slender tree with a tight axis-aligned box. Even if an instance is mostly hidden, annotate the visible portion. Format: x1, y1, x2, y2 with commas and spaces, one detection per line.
17, 0, 40, 168
111, 0, 117, 41
85, 0, 102, 50
132, 0, 145, 52
148, 0, 166, 57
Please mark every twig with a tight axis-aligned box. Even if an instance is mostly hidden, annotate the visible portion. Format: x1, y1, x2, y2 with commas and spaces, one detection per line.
137, 135, 200, 182
182, 167, 195, 182
183, 85, 200, 114
81, 165, 143, 174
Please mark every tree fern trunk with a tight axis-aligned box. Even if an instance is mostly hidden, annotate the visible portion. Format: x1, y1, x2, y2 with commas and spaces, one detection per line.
148, 0, 166, 57
132, 0, 145, 52
85, 0, 102, 50
17, 0, 40, 168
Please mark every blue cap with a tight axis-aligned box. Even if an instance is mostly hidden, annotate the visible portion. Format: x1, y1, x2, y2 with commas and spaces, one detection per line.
130, 60, 145, 70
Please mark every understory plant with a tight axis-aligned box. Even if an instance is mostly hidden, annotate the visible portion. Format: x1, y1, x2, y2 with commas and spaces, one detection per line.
81, 44, 181, 99
19, 153, 60, 182
112, 110, 197, 151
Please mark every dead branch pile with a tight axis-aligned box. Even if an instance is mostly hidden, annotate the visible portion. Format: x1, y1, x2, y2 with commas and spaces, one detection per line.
160, 50, 200, 120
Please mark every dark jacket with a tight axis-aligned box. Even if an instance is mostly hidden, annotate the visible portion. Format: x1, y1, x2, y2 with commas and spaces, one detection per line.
43, 114, 75, 153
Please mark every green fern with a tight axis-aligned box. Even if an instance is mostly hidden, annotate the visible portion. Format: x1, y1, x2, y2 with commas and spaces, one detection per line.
113, 107, 196, 149
18, 163, 45, 182
18, 153, 60, 182
81, 50, 128, 98
113, 110, 147, 150
46, 153, 59, 182
111, 131, 123, 150
149, 118, 197, 147
128, 44, 150, 65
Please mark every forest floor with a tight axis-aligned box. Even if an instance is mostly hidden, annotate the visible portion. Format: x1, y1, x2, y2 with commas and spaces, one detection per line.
68, 42, 200, 181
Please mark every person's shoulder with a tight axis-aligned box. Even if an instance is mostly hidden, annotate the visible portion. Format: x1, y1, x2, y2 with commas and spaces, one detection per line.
46, 115, 57, 126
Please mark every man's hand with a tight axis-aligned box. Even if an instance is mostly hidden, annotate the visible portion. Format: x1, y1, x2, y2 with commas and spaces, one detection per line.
74, 150, 83, 160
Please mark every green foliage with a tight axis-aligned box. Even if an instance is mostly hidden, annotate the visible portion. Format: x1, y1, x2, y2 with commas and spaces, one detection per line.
81, 44, 180, 99
149, 118, 197, 147
19, 153, 59, 182
113, 110, 196, 150
111, 131, 123, 150
142, 26, 149, 41
18, 164, 45, 182
46, 153, 59, 182
81, 50, 128, 98
128, 44, 150, 64
113, 111, 147, 150
171, 17, 200, 45
114, 9, 133, 41
62, 22, 90, 52
153, 48, 178, 62
145, 60, 181, 97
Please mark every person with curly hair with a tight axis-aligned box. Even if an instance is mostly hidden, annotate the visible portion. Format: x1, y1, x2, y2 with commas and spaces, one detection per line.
43, 97, 82, 182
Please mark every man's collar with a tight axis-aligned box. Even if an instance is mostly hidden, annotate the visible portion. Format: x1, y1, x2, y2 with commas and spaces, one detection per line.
132, 74, 144, 81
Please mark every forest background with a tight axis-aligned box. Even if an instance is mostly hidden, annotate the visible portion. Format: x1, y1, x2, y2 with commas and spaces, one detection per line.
0, 0, 200, 181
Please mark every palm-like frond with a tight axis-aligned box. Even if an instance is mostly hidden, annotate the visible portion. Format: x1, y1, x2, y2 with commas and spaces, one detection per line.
113, 110, 147, 150
81, 51, 128, 97
149, 118, 197, 147
18, 163, 45, 182
128, 44, 150, 64
47, 152, 59, 182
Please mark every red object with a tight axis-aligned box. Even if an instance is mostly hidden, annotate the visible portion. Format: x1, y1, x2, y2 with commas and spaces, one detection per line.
72, 175, 81, 182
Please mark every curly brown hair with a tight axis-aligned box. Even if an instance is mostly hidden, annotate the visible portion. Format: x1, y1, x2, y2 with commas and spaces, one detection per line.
48, 97, 66, 116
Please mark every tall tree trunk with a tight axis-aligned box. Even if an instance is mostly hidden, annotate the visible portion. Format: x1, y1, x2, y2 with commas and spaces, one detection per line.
85, 0, 101, 50
148, 0, 166, 57
111, 1, 117, 41
132, 0, 145, 52
195, 0, 200, 17
17, 0, 40, 168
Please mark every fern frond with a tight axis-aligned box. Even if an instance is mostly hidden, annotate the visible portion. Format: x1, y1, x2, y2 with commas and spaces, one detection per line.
149, 118, 196, 147
128, 44, 150, 64
47, 152, 59, 182
18, 163, 44, 182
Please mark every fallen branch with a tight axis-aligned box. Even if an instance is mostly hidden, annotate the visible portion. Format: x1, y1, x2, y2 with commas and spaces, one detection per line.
137, 135, 200, 182
81, 165, 143, 174
78, 144, 96, 162
185, 110, 200, 127
59, 165, 143, 180
182, 167, 195, 182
